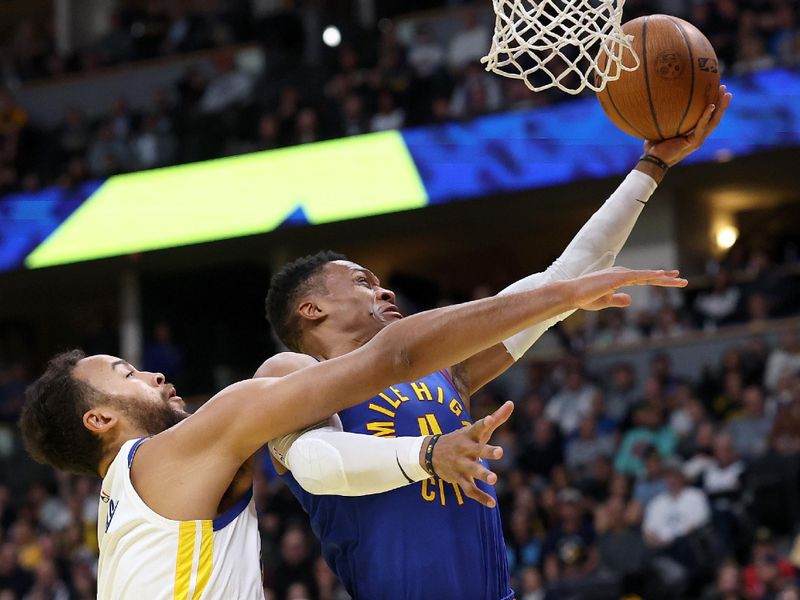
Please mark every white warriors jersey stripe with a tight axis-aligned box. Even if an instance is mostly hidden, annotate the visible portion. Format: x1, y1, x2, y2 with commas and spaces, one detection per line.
97, 438, 263, 599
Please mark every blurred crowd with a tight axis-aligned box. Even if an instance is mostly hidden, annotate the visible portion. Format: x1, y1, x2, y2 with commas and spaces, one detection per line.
2, 0, 800, 195
3, 310, 800, 598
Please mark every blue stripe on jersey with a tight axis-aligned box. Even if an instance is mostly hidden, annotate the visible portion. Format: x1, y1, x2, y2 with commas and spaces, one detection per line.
127, 437, 149, 468
282, 369, 513, 600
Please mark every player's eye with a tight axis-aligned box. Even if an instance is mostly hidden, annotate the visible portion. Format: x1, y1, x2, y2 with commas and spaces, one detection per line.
357, 277, 370, 285
125, 371, 135, 379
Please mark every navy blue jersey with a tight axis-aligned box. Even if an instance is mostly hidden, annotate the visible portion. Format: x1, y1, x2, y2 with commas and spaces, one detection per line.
282, 369, 513, 600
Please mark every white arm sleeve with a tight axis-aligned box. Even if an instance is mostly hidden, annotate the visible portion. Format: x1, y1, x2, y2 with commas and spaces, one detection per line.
272, 416, 431, 496
500, 169, 658, 360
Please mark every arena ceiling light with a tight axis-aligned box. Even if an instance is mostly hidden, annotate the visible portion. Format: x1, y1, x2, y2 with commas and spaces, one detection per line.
323, 26, 342, 48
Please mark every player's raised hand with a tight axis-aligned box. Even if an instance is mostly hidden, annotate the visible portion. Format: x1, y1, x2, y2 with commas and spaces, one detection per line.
430, 401, 514, 508
645, 84, 733, 167
567, 266, 688, 311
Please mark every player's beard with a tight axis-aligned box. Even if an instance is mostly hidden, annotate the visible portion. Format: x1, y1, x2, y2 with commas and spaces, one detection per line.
114, 392, 188, 435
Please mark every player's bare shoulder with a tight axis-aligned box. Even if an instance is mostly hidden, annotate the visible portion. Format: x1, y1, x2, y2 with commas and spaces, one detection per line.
254, 352, 318, 378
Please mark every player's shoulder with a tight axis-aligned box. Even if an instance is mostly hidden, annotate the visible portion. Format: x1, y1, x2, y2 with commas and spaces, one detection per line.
254, 352, 318, 378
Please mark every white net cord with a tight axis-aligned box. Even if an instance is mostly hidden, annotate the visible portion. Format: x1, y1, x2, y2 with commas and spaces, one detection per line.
481, 0, 640, 95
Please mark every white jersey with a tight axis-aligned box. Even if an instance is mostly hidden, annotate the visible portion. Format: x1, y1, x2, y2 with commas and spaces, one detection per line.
97, 438, 263, 600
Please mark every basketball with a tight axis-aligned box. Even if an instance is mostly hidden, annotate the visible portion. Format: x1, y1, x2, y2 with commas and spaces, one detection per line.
596, 14, 721, 141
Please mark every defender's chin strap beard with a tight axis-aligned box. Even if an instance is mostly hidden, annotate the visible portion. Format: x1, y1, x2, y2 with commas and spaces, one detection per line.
500, 170, 658, 360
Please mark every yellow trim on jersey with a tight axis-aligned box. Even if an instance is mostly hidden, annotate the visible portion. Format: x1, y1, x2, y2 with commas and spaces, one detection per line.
192, 521, 214, 600
174, 521, 197, 599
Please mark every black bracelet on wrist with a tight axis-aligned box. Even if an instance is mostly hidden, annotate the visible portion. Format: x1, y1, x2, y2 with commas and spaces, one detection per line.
638, 153, 670, 172
424, 434, 442, 479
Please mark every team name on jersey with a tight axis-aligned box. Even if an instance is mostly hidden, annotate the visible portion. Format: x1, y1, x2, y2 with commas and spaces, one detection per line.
365, 376, 472, 508
365, 379, 471, 438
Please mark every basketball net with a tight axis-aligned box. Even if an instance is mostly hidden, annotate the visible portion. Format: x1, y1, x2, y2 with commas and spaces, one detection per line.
481, 0, 639, 95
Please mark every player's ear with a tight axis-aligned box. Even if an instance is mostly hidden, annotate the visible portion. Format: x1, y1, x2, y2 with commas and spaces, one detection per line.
297, 299, 326, 322
83, 406, 119, 434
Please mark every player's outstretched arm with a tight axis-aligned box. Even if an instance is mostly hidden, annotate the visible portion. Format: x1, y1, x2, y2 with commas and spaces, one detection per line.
449, 85, 732, 400
271, 401, 513, 508
181, 267, 685, 460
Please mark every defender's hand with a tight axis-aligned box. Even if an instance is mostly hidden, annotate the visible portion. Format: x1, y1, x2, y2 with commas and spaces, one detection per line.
645, 84, 733, 167
427, 401, 513, 508
568, 266, 688, 311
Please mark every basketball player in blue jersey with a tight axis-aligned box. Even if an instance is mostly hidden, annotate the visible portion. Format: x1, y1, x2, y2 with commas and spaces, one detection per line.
258, 86, 731, 599
19, 262, 686, 597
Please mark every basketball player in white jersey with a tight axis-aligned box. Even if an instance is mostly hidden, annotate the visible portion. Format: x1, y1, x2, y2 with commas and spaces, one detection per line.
19, 266, 688, 598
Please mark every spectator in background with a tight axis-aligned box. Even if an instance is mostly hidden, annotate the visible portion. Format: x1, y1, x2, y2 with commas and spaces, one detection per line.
93, 11, 134, 66
765, 332, 800, 392
699, 433, 745, 551
615, 404, 676, 477
408, 28, 445, 79
711, 370, 745, 422
86, 121, 134, 177
769, 389, 800, 456
271, 525, 318, 600
447, 7, 491, 71
596, 496, 647, 595
25, 559, 69, 600
517, 418, 563, 479
0, 543, 33, 597
546, 366, 596, 436
565, 416, 615, 478
541, 488, 597, 579
592, 309, 643, 349
605, 363, 639, 422
703, 561, 745, 600
57, 107, 91, 163
369, 90, 405, 132
643, 459, 712, 575
651, 306, 688, 340
726, 386, 773, 460
200, 52, 253, 115
695, 269, 741, 329
132, 114, 176, 169
449, 63, 503, 119
339, 94, 369, 137
633, 450, 669, 507
743, 528, 797, 600
292, 108, 320, 145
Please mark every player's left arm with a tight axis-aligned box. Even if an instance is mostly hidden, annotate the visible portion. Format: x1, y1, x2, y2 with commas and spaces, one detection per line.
449, 86, 732, 405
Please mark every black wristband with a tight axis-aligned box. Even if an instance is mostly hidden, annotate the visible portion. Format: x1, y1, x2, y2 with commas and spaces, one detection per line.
638, 153, 670, 172
424, 434, 442, 479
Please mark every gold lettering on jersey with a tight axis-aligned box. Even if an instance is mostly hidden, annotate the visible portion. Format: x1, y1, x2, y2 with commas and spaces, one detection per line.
436, 386, 444, 404
411, 382, 433, 401
378, 392, 401, 409
452, 482, 464, 505
461, 420, 471, 428
449, 399, 463, 417
368, 403, 396, 418
389, 386, 410, 402
421, 478, 436, 502
418, 477, 465, 506
366, 421, 396, 437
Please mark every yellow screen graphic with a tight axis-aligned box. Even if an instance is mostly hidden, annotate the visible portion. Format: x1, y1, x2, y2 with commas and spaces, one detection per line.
26, 132, 427, 268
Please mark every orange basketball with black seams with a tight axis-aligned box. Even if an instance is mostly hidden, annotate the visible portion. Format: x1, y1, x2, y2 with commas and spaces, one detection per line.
596, 14, 720, 141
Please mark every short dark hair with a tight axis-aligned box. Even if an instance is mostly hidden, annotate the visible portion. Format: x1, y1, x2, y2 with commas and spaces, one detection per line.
19, 350, 105, 476
266, 251, 346, 351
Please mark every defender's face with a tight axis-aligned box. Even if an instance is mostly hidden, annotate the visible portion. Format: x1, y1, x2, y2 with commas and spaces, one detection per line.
74, 355, 188, 432
316, 261, 403, 335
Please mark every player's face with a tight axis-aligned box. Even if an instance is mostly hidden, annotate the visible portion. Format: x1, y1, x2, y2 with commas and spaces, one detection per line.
73, 354, 188, 434
317, 261, 403, 336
